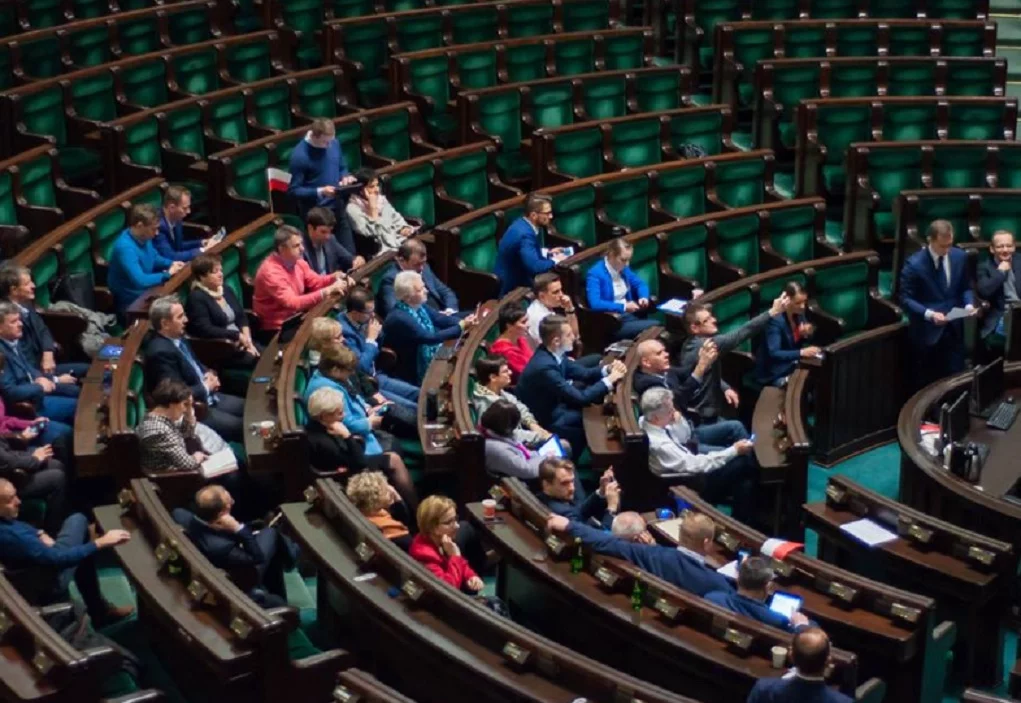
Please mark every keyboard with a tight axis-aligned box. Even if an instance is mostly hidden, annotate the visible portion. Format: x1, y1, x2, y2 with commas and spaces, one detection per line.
986, 401, 1020, 431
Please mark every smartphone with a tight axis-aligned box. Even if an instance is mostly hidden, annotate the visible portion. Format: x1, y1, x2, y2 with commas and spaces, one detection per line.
749, 433, 757, 442
252, 376, 272, 383
737, 549, 751, 564
768, 591, 804, 620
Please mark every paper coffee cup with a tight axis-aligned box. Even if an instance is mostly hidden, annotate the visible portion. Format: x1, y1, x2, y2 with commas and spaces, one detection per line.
771, 645, 787, 669
482, 499, 497, 519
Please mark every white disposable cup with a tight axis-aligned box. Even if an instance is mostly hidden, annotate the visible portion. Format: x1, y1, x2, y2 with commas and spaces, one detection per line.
771, 645, 788, 669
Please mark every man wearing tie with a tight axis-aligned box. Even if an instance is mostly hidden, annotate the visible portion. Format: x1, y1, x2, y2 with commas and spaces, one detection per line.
899, 219, 977, 391
143, 296, 244, 442
976, 229, 1021, 347
0, 302, 78, 425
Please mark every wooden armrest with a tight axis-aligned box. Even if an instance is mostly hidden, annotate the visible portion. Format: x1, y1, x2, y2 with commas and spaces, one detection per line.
376, 347, 397, 374
854, 677, 887, 703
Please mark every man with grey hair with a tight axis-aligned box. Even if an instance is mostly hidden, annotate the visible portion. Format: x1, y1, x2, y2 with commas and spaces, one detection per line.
639, 386, 758, 525
143, 295, 244, 441
0, 301, 79, 424
381, 269, 477, 384
546, 509, 733, 597
108, 202, 186, 317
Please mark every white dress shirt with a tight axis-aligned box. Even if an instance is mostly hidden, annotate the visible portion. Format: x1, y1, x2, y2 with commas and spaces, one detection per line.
640, 415, 738, 477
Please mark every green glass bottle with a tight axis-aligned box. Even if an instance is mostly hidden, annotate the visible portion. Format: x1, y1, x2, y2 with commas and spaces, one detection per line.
570, 538, 584, 574
631, 576, 643, 612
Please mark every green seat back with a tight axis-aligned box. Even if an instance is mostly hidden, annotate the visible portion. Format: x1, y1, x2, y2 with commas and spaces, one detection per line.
118, 17, 162, 56
18, 155, 57, 208
814, 105, 870, 167
127, 363, 146, 428
282, 0, 323, 32
804, 0, 856, 18
553, 37, 596, 76
629, 235, 659, 298
784, 26, 826, 59
713, 156, 766, 209
942, 26, 986, 57
62, 226, 95, 277
601, 176, 651, 232
227, 39, 274, 83
505, 4, 554, 38
634, 70, 684, 113
251, 82, 294, 132
221, 245, 244, 302
768, 204, 817, 263
458, 213, 500, 272
294, 367, 309, 425
531, 82, 575, 128
120, 59, 169, 107
244, 223, 278, 279
915, 194, 970, 244
830, 63, 880, 98
603, 33, 645, 71
888, 62, 937, 97
31, 253, 60, 307
168, 7, 214, 45
457, 48, 498, 90
550, 127, 603, 179
395, 16, 444, 53
69, 26, 114, 69
408, 55, 450, 110
551, 186, 598, 248
611, 117, 662, 169
712, 289, 754, 351
342, 22, 388, 78
657, 162, 707, 219
767, 65, 821, 126
664, 223, 709, 287
980, 195, 1021, 242
813, 261, 870, 334
932, 146, 987, 190
369, 110, 414, 162
834, 25, 879, 57
164, 106, 206, 159
231, 149, 271, 202
583, 76, 628, 121
668, 110, 724, 156
25, 0, 63, 29
477, 91, 522, 151
996, 149, 1021, 190
208, 95, 248, 145
562, 0, 610, 32
95, 207, 131, 263
335, 121, 364, 171
882, 103, 938, 142
333, 0, 376, 18
693, 0, 742, 67
19, 38, 63, 80
172, 48, 220, 96
70, 73, 117, 122
21, 87, 67, 147
505, 43, 547, 84
388, 163, 435, 226
946, 62, 997, 97
450, 7, 500, 44
297, 74, 341, 118
887, 26, 931, 56
948, 103, 1008, 141
715, 213, 760, 274
0, 171, 16, 226
440, 150, 490, 209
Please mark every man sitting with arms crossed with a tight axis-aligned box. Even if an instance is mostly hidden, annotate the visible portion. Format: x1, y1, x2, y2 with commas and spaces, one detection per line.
536, 459, 620, 530
678, 292, 790, 442
546, 510, 733, 596
706, 555, 812, 633
747, 628, 850, 703
639, 387, 759, 526
0, 478, 133, 625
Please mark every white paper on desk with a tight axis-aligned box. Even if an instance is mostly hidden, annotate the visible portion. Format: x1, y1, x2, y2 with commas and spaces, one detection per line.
945, 307, 970, 321
200, 447, 239, 479
657, 298, 689, 314
655, 517, 684, 542
840, 518, 897, 547
716, 559, 739, 580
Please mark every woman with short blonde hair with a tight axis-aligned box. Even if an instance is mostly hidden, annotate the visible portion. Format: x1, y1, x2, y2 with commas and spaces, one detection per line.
346, 471, 411, 548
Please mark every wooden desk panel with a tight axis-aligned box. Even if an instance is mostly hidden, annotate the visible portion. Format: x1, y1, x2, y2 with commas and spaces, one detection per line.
242, 337, 281, 476
73, 352, 113, 478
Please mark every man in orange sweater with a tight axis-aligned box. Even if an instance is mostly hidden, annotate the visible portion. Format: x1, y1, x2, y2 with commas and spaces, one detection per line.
253, 225, 349, 340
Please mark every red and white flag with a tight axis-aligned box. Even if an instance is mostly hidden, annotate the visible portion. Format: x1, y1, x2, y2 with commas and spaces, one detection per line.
267, 167, 291, 193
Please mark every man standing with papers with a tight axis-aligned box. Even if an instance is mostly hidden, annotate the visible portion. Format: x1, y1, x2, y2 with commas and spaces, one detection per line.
899, 219, 978, 391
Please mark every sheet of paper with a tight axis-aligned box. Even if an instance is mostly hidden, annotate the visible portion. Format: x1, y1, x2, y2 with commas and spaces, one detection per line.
716, 560, 739, 580
945, 307, 970, 321
839, 518, 897, 547
654, 516, 683, 542
200, 447, 239, 479
657, 298, 689, 314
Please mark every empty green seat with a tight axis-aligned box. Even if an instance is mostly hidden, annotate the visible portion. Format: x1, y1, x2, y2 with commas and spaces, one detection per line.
18, 86, 103, 181
864, 147, 924, 242
808, 104, 871, 195
667, 108, 726, 156
550, 187, 599, 248
243, 222, 279, 282
505, 4, 554, 37
979, 195, 1021, 241
251, 82, 296, 132
657, 162, 708, 219
634, 70, 686, 112
457, 212, 502, 274
582, 76, 629, 121
931, 146, 988, 189
663, 222, 710, 290
208, 95, 250, 146
120, 58, 171, 107
610, 117, 663, 169
768, 203, 820, 263
627, 236, 660, 299
439, 149, 492, 209
600, 176, 653, 233
812, 260, 870, 335
713, 156, 770, 209
907, 193, 971, 244
388, 162, 437, 226
531, 82, 576, 128
562, 0, 611, 33
714, 212, 762, 275
547, 127, 603, 179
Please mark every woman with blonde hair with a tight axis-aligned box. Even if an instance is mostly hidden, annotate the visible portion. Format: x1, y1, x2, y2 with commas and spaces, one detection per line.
307, 317, 343, 366
346, 470, 412, 550
409, 495, 484, 592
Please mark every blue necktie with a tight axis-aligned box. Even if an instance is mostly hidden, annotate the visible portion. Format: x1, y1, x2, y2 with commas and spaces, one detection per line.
936, 255, 947, 290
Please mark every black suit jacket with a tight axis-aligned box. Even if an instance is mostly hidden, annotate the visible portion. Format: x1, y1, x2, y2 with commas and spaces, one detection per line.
976, 253, 1021, 338
185, 287, 249, 341
143, 333, 207, 400
171, 508, 268, 569
633, 367, 700, 412
306, 419, 373, 474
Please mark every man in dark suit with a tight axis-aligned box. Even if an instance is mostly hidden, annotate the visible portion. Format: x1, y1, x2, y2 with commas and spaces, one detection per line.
302, 207, 363, 276
0, 264, 89, 378
0, 302, 79, 425
706, 556, 812, 633
546, 511, 735, 597
515, 315, 626, 458
494, 194, 567, 296
376, 237, 458, 318
537, 459, 619, 530
154, 185, 210, 262
976, 229, 1021, 345
143, 295, 245, 442
754, 281, 821, 387
899, 219, 977, 391
172, 485, 297, 609
634, 337, 714, 415
747, 628, 851, 703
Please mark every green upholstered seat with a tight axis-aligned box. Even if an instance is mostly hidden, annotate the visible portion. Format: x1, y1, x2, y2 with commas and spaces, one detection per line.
610, 117, 663, 169
298, 73, 346, 118
979, 195, 1021, 242
332, 0, 376, 18
947, 103, 1011, 140
388, 163, 436, 226
505, 3, 554, 37
601, 176, 653, 233
657, 162, 708, 219
865, 148, 923, 242
603, 33, 647, 71
931, 146, 988, 189
633, 70, 686, 112
768, 204, 819, 263
395, 15, 445, 52
811, 104, 870, 194
582, 76, 629, 121
244, 222, 279, 282
119, 58, 170, 107
549, 127, 603, 179
911, 193, 970, 244
127, 362, 146, 429
164, 106, 206, 160
629, 236, 659, 298
477, 91, 523, 151
813, 260, 870, 335
440, 149, 492, 209
457, 48, 499, 90
713, 156, 769, 209
450, 7, 500, 44
0, 171, 16, 227
668, 109, 725, 156
208, 95, 249, 146
251, 82, 295, 132
458, 214, 501, 273
368, 108, 418, 163
562, 0, 611, 33
226, 39, 277, 83
711, 288, 755, 352
531, 82, 576, 128
664, 223, 709, 289
553, 37, 597, 76
881, 103, 938, 142
171, 48, 221, 96
19, 86, 103, 181
714, 213, 761, 275
550, 187, 599, 248
17, 155, 59, 210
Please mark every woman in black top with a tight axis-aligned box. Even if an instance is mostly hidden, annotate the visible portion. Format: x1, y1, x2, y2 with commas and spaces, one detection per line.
184, 254, 260, 368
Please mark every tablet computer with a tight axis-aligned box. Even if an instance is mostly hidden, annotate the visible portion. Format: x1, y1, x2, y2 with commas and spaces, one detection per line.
537, 435, 567, 459
768, 591, 803, 620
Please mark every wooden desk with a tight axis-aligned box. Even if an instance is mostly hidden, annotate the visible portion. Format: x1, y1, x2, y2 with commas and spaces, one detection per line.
898, 364, 1021, 554
416, 339, 457, 470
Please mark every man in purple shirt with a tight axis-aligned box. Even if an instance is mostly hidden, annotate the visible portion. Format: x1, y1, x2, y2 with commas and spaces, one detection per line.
0, 479, 133, 624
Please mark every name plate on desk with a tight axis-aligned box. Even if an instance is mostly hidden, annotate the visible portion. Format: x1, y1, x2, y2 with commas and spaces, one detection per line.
502, 641, 531, 666
545, 534, 566, 556
966, 544, 995, 567
594, 566, 620, 588
890, 602, 922, 624
825, 581, 858, 604
825, 483, 848, 505
769, 558, 793, 578
720, 626, 753, 652
897, 518, 933, 545
653, 597, 681, 621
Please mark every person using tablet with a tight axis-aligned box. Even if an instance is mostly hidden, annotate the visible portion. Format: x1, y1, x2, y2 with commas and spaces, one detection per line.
705, 556, 812, 632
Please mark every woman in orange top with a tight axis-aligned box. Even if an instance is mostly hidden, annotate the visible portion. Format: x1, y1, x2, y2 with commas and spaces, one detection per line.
488, 302, 533, 381
346, 471, 413, 550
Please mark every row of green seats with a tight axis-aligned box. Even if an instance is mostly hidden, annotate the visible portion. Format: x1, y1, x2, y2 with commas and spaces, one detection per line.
534, 105, 740, 186
844, 140, 1021, 256
0, 0, 231, 89
0, 30, 289, 184
713, 18, 995, 108
895, 188, 1021, 250
207, 102, 441, 228
676, 0, 990, 69
0, 0, 177, 36
753, 56, 1006, 152
459, 66, 693, 185
795, 95, 1017, 199
393, 27, 657, 144
328, 0, 621, 106
99, 67, 359, 194
0, 144, 101, 257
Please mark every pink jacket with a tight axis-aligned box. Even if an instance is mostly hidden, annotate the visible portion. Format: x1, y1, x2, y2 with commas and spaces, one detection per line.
252, 253, 335, 331
0, 397, 32, 434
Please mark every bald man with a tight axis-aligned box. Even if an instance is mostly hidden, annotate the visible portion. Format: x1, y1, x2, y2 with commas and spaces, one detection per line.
0, 479, 133, 624
747, 628, 851, 703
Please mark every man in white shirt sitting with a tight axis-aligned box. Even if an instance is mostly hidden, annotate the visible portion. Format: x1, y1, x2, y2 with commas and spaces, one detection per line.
639, 386, 758, 525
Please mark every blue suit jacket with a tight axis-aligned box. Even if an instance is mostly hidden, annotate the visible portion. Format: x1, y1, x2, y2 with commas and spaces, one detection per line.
376, 263, 458, 318
339, 313, 380, 376
976, 254, 1021, 338
754, 314, 806, 386
705, 590, 814, 633
899, 247, 974, 347
538, 490, 613, 530
515, 346, 606, 428
495, 217, 555, 296
0, 339, 47, 405
566, 520, 734, 597
154, 212, 203, 262
747, 677, 853, 703
585, 258, 650, 313
380, 306, 463, 384
302, 232, 354, 276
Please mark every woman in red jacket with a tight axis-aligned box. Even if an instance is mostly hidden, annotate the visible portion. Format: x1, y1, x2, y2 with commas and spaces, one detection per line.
488, 303, 533, 381
409, 496, 484, 593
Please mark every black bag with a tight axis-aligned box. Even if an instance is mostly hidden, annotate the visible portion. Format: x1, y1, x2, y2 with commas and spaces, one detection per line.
52, 271, 96, 310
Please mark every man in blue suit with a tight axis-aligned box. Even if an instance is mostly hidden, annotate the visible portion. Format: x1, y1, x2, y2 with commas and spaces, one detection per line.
706, 556, 812, 633
976, 229, 1021, 345
747, 629, 851, 703
754, 281, 821, 387
585, 238, 658, 340
0, 302, 78, 425
546, 511, 734, 597
376, 237, 458, 318
302, 207, 362, 276
515, 315, 626, 458
899, 219, 977, 391
495, 194, 568, 296
537, 459, 620, 530
339, 286, 419, 409
154, 186, 210, 262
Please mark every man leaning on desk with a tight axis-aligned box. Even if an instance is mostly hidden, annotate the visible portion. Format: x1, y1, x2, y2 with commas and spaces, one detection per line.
899, 219, 978, 391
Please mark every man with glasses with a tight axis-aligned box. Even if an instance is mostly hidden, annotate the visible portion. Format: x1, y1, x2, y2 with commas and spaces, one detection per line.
495, 194, 568, 296
677, 293, 789, 442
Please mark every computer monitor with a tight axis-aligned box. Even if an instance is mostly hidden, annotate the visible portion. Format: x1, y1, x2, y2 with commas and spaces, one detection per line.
971, 356, 1005, 416
939, 390, 971, 448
